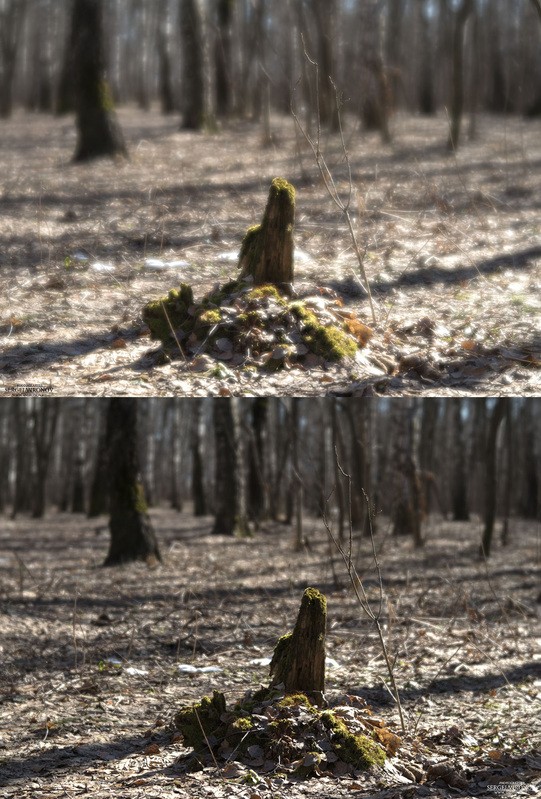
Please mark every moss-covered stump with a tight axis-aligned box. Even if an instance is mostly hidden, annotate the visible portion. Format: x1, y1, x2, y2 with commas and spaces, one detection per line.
173, 689, 389, 778
141, 280, 372, 370
238, 178, 295, 286
270, 587, 327, 706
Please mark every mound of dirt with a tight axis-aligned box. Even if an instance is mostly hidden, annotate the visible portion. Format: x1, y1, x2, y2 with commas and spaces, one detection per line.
174, 688, 395, 779
142, 279, 373, 372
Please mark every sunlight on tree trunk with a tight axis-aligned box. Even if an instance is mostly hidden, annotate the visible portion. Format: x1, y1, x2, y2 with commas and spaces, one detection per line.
238, 178, 295, 287
270, 587, 327, 706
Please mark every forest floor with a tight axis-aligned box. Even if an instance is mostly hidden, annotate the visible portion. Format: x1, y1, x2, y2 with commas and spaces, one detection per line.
0, 108, 540, 397
0, 508, 540, 799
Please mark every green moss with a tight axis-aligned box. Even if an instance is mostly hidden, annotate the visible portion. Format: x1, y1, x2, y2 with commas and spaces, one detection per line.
198, 309, 222, 326
289, 302, 320, 328
246, 284, 286, 303
236, 310, 262, 327
142, 283, 194, 344
290, 302, 357, 360
320, 711, 385, 769
303, 587, 327, 615
239, 224, 262, 263
229, 716, 253, 733
99, 80, 115, 112
134, 482, 148, 514
174, 691, 226, 752
307, 325, 357, 360
270, 177, 296, 210
277, 693, 315, 711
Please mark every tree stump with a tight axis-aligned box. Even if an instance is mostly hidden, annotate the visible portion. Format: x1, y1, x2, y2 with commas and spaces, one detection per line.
238, 178, 295, 286
269, 587, 327, 706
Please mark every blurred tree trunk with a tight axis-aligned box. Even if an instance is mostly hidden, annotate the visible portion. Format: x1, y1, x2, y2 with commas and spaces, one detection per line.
291, 399, 303, 551
191, 399, 207, 516
330, 401, 345, 543
500, 401, 513, 546
158, 1, 175, 114
56, 0, 76, 115
358, 0, 391, 142
212, 399, 238, 535
0, 0, 27, 117
449, 399, 469, 521
518, 400, 540, 519
480, 398, 507, 558
31, 399, 60, 519
104, 399, 161, 567
72, 0, 127, 161
390, 400, 423, 547
418, 0, 436, 114
215, 0, 233, 117
311, 0, 339, 129
88, 404, 110, 518
447, 0, 474, 151
181, 0, 208, 129
248, 398, 268, 523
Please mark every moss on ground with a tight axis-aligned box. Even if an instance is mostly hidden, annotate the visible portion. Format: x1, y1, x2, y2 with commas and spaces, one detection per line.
142, 283, 194, 344
142, 278, 362, 365
320, 710, 386, 769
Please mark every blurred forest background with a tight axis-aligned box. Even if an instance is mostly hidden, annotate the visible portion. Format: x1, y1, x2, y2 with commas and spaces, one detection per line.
1, 0, 541, 138
1, 397, 539, 561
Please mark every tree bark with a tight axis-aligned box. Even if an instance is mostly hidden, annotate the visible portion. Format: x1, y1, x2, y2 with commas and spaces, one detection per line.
447, 0, 474, 151
269, 587, 327, 706
191, 399, 207, 516
480, 398, 507, 558
181, 0, 208, 130
104, 399, 161, 567
212, 399, 238, 535
238, 178, 295, 286
72, 0, 127, 161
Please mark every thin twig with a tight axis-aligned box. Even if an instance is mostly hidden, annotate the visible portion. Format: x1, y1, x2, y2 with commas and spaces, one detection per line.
291, 38, 377, 324
324, 451, 406, 733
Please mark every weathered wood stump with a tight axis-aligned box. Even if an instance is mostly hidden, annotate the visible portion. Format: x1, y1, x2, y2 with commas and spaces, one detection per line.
269, 587, 327, 706
238, 178, 295, 286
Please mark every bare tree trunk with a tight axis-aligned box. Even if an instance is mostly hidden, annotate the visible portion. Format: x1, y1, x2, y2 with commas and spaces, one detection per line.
215, 0, 233, 117
480, 398, 507, 558
31, 399, 60, 519
104, 399, 161, 567
212, 399, 238, 535
449, 399, 469, 521
447, 0, 474, 151
291, 399, 303, 551
248, 398, 267, 523
191, 399, 207, 516
0, 1, 27, 118
418, 0, 436, 114
181, 0, 208, 129
390, 400, 423, 547
72, 0, 127, 161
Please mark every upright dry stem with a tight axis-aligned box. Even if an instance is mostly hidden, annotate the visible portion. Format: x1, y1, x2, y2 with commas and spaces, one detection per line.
324, 454, 405, 733
291, 40, 377, 324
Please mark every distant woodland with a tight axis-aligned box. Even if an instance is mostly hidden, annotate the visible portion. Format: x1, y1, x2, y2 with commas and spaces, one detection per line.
1, 398, 539, 563
1, 0, 541, 132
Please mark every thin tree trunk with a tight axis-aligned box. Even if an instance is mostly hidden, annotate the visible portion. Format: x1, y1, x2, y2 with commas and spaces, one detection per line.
480, 398, 507, 558
447, 0, 474, 151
